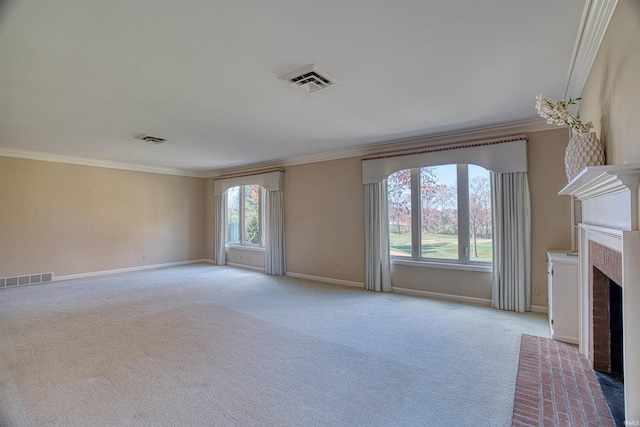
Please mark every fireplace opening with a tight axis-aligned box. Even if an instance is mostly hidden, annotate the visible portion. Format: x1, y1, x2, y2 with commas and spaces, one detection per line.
609, 278, 623, 377
592, 265, 624, 425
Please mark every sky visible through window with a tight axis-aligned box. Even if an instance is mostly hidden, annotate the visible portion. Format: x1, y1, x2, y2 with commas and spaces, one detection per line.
437, 164, 488, 186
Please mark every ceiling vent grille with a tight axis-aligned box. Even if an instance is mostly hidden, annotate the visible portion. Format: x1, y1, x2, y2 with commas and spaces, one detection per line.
135, 134, 166, 144
280, 64, 339, 93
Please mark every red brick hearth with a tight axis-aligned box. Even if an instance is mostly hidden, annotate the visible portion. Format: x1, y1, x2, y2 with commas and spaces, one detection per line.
511, 334, 614, 426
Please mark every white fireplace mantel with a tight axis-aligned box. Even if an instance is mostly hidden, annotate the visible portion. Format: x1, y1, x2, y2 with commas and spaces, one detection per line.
559, 163, 640, 420
559, 163, 640, 200
560, 164, 640, 231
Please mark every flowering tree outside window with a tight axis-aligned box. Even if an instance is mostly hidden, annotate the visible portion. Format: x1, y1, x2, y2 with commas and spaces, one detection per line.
387, 169, 412, 235
388, 164, 492, 263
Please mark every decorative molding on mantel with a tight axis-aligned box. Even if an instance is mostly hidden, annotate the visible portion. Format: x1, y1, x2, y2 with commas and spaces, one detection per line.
564, 0, 619, 100
558, 164, 640, 200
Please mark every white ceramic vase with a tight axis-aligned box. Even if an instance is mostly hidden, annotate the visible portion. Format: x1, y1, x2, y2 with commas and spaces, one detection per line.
564, 131, 605, 182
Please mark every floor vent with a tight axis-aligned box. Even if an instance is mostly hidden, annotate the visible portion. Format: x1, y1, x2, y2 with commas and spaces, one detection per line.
1, 272, 53, 288
280, 64, 339, 93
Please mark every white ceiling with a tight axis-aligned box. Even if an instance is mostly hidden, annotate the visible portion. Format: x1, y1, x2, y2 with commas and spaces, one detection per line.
0, 1, 589, 175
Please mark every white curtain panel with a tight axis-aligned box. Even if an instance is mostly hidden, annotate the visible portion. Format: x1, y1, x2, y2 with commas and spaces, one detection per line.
214, 194, 226, 266
364, 181, 391, 292
265, 190, 286, 275
491, 172, 531, 313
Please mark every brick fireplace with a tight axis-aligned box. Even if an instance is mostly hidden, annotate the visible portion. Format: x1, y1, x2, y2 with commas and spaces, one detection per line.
560, 164, 640, 422
588, 241, 622, 374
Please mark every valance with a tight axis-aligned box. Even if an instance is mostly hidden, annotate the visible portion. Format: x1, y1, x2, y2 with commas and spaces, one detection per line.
362, 136, 528, 184
213, 169, 284, 195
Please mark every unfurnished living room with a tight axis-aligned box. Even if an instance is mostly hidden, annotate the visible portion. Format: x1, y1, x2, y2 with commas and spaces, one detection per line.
0, 1, 638, 426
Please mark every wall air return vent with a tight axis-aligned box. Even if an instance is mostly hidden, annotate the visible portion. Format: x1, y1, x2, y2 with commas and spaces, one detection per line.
1, 272, 53, 288
280, 64, 339, 93
135, 134, 166, 144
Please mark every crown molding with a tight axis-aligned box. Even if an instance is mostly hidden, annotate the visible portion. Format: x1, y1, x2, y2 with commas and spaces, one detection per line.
564, 0, 619, 100
0, 147, 205, 178
2, 118, 562, 180
204, 118, 560, 178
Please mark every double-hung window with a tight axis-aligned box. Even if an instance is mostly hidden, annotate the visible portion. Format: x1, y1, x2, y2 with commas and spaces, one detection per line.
226, 185, 265, 247
388, 163, 492, 265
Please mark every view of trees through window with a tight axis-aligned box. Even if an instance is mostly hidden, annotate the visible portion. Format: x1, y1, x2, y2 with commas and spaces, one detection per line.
227, 184, 263, 246
227, 186, 241, 244
243, 185, 262, 245
468, 166, 492, 259
388, 164, 492, 263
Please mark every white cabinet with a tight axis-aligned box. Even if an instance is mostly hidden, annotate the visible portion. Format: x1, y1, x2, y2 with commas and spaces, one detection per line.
547, 250, 579, 344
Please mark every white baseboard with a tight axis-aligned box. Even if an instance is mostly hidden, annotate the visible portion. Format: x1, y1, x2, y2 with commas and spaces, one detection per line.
551, 333, 579, 345
531, 305, 549, 314
285, 272, 364, 288
52, 262, 552, 317
54, 259, 211, 281
392, 287, 551, 314
391, 286, 492, 306
226, 262, 266, 272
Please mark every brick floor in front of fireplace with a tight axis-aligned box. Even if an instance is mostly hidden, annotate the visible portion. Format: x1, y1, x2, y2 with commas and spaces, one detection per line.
511, 334, 616, 426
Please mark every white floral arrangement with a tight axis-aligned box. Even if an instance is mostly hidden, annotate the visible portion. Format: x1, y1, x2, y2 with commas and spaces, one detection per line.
535, 94, 593, 134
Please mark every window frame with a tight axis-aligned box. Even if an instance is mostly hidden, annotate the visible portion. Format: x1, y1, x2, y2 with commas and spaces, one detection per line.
226, 185, 266, 249
389, 163, 492, 271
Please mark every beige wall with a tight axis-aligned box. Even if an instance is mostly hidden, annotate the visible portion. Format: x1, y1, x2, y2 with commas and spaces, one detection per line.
580, 0, 640, 165
226, 247, 265, 269
0, 157, 205, 278
391, 264, 493, 300
207, 157, 366, 279
4, 126, 570, 309
528, 128, 573, 307
285, 157, 365, 283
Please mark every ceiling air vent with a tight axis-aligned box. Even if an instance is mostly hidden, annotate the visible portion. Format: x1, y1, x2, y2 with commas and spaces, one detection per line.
135, 133, 166, 145
280, 64, 339, 93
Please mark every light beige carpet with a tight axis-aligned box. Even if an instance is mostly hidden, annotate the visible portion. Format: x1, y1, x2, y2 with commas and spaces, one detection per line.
0, 264, 549, 426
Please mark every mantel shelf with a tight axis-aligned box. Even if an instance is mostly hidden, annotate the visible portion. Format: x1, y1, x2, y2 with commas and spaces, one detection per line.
558, 164, 640, 200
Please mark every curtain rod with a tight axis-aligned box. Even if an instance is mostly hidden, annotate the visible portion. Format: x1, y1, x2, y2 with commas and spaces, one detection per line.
361, 135, 528, 162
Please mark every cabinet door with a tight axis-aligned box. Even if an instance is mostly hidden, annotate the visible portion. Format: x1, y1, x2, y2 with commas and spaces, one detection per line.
547, 258, 554, 332
548, 257, 579, 343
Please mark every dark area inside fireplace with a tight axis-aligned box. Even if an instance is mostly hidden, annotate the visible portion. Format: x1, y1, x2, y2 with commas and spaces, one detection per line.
609, 278, 623, 377
595, 276, 625, 426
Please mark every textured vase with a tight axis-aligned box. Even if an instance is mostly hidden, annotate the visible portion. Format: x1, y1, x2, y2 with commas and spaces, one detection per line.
564, 132, 605, 182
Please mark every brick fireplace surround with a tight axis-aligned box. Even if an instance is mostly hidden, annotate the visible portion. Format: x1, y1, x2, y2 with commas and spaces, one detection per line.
559, 164, 640, 422
589, 240, 622, 373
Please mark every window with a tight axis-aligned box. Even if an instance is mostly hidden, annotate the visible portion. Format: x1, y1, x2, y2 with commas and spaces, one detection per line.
226, 185, 265, 247
388, 164, 492, 265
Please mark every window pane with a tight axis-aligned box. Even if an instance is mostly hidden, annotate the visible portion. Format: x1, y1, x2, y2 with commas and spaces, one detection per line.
243, 185, 261, 245
227, 186, 240, 244
468, 165, 492, 262
387, 169, 412, 257
420, 165, 458, 259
